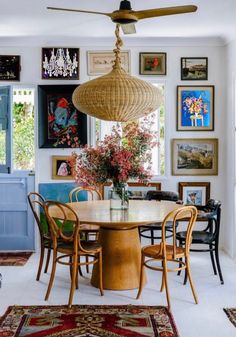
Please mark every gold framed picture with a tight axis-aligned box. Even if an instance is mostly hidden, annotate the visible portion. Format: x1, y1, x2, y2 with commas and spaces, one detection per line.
179, 182, 210, 205
139, 52, 167, 75
172, 138, 218, 176
52, 155, 74, 180
87, 50, 130, 75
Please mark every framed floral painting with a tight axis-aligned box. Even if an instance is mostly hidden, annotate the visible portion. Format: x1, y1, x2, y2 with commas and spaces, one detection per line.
179, 182, 210, 205
38, 85, 87, 148
52, 155, 74, 180
177, 85, 214, 131
139, 53, 166, 75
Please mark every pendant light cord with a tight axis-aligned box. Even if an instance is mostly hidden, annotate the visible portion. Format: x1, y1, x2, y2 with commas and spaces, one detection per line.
113, 24, 123, 69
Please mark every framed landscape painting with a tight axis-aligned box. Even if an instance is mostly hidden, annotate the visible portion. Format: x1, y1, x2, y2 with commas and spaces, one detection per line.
177, 85, 214, 131
52, 155, 73, 180
102, 182, 161, 200
87, 50, 130, 75
0, 55, 20, 81
179, 182, 210, 205
38, 85, 87, 148
42, 47, 79, 79
172, 138, 218, 176
181, 57, 208, 80
139, 53, 166, 75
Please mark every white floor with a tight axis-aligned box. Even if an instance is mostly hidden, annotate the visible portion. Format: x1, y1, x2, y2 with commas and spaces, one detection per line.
0, 250, 236, 337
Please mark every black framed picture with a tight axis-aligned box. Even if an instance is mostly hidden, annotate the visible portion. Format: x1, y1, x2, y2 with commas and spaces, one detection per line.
181, 57, 208, 80
38, 85, 87, 148
0, 55, 21, 81
42, 47, 79, 79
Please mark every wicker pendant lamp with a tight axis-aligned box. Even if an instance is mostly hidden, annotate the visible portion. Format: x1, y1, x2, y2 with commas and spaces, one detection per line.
72, 25, 161, 122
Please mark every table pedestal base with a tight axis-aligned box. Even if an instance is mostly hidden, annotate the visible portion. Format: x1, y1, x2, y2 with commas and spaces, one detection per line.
91, 227, 146, 290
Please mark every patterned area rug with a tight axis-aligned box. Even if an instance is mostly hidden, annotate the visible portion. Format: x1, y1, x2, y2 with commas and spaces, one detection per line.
224, 308, 236, 327
0, 252, 32, 266
0, 305, 180, 337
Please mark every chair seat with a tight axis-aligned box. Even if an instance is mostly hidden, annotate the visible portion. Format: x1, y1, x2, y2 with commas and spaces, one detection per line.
57, 240, 102, 254
142, 244, 185, 259
177, 230, 214, 244
140, 221, 172, 230
80, 224, 99, 232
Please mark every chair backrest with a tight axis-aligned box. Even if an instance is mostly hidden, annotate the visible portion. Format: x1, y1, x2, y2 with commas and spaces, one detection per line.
161, 205, 198, 258
28, 192, 48, 237
69, 186, 102, 203
44, 200, 87, 252
196, 199, 221, 239
145, 190, 179, 202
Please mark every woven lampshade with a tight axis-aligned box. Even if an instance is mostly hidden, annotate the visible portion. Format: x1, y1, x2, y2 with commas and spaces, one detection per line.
72, 26, 161, 122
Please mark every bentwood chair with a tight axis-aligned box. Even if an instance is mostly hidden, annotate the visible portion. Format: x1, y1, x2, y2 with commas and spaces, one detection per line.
69, 186, 102, 273
177, 199, 224, 284
28, 192, 52, 281
136, 205, 198, 309
44, 200, 104, 308
139, 190, 182, 244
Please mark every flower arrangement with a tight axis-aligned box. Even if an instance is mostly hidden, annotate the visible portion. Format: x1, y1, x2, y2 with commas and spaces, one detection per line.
71, 113, 158, 189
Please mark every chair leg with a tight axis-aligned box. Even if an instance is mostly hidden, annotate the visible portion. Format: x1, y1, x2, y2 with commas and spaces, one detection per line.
98, 251, 104, 296
36, 243, 45, 281
214, 243, 224, 285
68, 254, 78, 308
136, 253, 145, 299
209, 244, 217, 275
44, 248, 51, 274
185, 257, 198, 304
85, 233, 89, 273
160, 261, 165, 292
177, 241, 183, 276
45, 250, 57, 301
151, 229, 154, 245
163, 258, 171, 309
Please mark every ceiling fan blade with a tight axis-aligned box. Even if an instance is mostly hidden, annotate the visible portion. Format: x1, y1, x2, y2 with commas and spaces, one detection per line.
135, 5, 198, 20
121, 23, 136, 34
47, 7, 112, 18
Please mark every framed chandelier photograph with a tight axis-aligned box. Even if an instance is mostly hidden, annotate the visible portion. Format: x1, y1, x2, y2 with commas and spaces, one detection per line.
41, 47, 79, 80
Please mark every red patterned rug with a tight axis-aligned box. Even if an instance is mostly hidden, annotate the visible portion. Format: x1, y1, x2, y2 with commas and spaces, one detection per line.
0, 252, 32, 266
224, 308, 236, 327
0, 305, 180, 337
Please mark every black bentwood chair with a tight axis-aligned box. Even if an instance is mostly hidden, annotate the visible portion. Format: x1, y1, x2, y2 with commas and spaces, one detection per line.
177, 199, 224, 285
139, 190, 182, 245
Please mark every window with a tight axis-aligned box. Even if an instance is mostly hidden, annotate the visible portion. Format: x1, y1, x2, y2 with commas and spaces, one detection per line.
0, 86, 35, 173
95, 83, 165, 176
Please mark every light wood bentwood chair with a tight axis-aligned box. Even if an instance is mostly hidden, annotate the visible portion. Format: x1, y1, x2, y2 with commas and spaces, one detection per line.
28, 192, 52, 281
69, 186, 102, 273
136, 205, 198, 309
44, 200, 103, 308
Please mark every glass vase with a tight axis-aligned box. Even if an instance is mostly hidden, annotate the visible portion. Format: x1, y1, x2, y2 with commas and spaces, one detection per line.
109, 183, 129, 210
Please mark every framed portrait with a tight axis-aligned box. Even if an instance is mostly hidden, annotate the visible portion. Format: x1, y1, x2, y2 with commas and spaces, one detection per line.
41, 47, 79, 79
0, 55, 20, 81
172, 138, 218, 176
38, 85, 87, 148
102, 182, 161, 200
179, 182, 210, 205
177, 85, 214, 131
52, 156, 74, 180
181, 57, 208, 80
87, 50, 130, 75
139, 53, 166, 75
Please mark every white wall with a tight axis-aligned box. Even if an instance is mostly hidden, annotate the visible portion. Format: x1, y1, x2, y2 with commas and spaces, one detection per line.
0, 37, 227, 248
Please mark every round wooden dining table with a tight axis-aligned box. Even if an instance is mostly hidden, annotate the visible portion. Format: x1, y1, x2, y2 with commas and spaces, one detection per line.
62, 199, 182, 291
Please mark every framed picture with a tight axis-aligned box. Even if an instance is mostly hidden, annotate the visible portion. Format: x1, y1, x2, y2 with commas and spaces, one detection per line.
87, 50, 130, 75
181, 57, 208, 80
102, 182, 161, 200
177, 85, 214, 131
52, 156, 74, 180
38, 85, 87, 148
172, 138, 218, 176
179, 182, 210, 205
139, 53, 166, 75
42, 47, 79, 79
0, 55, 20, 81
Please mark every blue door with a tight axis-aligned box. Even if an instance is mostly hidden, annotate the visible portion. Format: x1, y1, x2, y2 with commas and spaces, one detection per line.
0, 86, 35, 251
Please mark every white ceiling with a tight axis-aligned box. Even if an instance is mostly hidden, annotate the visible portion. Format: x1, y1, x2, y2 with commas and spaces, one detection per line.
1, 0, 236, 45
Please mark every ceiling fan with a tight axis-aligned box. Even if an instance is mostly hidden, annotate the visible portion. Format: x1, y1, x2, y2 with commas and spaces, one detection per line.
47, 0, 198, 35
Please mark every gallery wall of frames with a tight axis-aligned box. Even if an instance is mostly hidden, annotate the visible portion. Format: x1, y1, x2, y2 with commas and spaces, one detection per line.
0, 41, 225, 208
